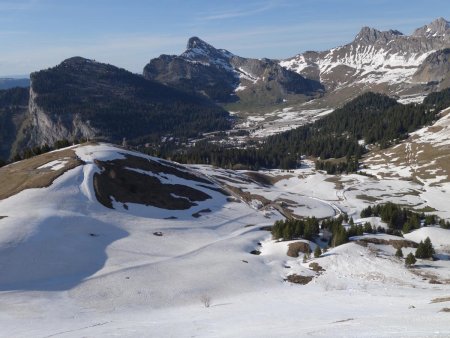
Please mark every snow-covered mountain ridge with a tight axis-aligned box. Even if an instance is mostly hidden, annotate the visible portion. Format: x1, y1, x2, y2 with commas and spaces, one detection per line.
280, 18, 450, 97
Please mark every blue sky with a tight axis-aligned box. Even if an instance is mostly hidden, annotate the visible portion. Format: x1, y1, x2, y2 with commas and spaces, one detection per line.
0, 0, 449, 76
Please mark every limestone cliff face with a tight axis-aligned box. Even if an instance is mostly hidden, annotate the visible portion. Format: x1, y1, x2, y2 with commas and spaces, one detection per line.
26, 86, 97, 148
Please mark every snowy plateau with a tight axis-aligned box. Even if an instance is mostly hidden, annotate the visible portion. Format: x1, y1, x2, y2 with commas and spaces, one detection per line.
0, 143, 449, 337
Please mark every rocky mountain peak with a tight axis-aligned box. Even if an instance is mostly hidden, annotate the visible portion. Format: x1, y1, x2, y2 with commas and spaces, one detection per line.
413, 17, 450, 38
186, 36, 211, 50
354, 26, 403, 44
182, 37, 233, 64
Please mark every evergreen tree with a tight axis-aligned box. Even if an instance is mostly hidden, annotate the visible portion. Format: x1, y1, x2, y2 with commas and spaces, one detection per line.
405, 253, 416, 267
415, 237, 435, 259
423, 237, 435, 258
332, 226, 348, 247
395, 247, 403, 258
415, 241, 426, 259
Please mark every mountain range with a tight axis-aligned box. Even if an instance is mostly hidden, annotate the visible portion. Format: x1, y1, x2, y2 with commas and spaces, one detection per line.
1, 17, 450, 337
0, 18, 449, 160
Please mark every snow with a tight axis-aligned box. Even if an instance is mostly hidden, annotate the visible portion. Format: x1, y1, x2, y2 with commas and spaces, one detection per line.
37, 159, 69, 171
281, 40, 435, 87
0, 143, 449, 337
404, 227, 450, 248
237, 108, 334, 138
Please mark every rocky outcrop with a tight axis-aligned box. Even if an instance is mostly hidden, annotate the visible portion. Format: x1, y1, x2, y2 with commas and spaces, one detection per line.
144, 37, 323, 104
413, 49, 450, 85
26, 86, 97, 148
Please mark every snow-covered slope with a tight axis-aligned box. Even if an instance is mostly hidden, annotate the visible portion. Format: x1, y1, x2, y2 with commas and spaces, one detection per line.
0, 143, 449, 337
363, 106, 450, 199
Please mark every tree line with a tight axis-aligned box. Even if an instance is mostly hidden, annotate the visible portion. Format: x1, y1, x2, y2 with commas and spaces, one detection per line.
360, 202, 447, 233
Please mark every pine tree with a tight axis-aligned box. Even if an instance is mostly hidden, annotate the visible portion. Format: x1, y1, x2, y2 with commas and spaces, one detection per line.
314, 245, 322, 258
415, 238, 435, 259
415, 241, 426, 259
395, 247, 403, 258
405, 253, 416, 267
423, 237, 435, 258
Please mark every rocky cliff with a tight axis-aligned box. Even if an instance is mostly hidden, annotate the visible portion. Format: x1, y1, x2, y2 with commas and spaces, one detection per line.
144, 37, 323, 104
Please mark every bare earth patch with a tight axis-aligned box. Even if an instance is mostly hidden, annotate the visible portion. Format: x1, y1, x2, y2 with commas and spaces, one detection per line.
431, 297, 450, 304
93, 154, 213, 210
0, 148, 82, 200
353, 237, 418, 249
244, 172, 293, 185
309, 262, 325, 273
285, 274, 314, 285
287, 241, 311, 257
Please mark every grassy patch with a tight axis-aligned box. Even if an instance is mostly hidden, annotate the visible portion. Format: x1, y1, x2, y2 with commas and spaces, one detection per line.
413, 206, 438, 213
324, 176, 344, 190
244, 171, 293, 185
356, 194, 381, 202
0, 148, 82, 200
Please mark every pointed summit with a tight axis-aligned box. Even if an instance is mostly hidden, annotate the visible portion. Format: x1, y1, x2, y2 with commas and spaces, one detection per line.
181, 37, 233, 66
186, 36, 213, 50
412, 17, 450, 37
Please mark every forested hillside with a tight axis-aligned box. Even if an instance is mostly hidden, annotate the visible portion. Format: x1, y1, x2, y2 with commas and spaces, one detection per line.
0, 87, 29, 160
31, 57, 231, 142
163, 89, 449, 170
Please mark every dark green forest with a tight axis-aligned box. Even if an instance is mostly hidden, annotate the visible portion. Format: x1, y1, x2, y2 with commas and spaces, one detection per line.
0, 87, 29, 160
160, 89, 449, 170
32, 57, 231, 142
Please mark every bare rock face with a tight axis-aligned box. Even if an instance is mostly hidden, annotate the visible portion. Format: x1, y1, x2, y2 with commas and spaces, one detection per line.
280, 18, 450, 99
413, 49, 450, 84
26, 86, 97, 148
412, 17, 450, 38
144, 37, 323, 104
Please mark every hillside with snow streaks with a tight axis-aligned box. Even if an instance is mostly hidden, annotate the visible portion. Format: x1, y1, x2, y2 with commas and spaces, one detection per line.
281, 18, 450, 97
